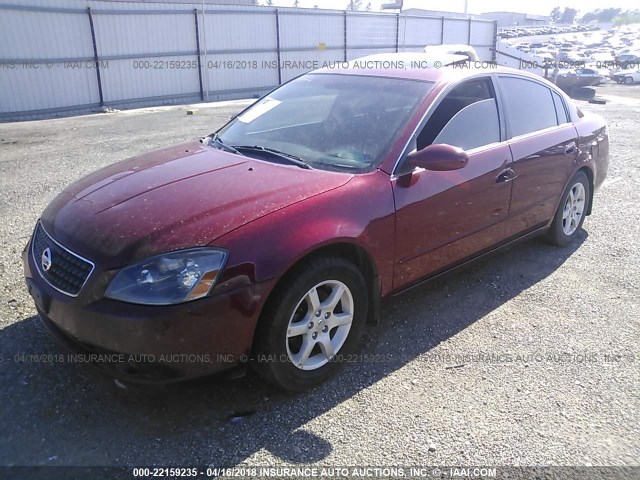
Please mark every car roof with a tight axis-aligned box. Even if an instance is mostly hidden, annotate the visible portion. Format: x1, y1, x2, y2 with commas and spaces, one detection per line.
313, 52, 553, 86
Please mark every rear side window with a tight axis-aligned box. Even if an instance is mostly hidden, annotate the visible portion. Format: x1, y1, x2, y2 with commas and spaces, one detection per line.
499, 77, 558, 137
551, 91, 569, 124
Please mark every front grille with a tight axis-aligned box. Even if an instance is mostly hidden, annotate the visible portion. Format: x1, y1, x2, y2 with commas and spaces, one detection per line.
31, 222, 94, 296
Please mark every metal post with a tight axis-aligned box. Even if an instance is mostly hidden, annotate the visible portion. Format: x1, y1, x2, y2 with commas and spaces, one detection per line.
274, 9, 282, 85
440, 16, 445, 44
87, 8, 104, 107
201, 0, 209, 101
343, 11, 348, 61
492, 20, 498, 62
194, 9, 204, 101
395, 13, 400, 52
467, 19, 472, 45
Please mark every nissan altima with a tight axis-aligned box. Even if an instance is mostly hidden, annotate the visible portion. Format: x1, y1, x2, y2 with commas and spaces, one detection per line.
23, 58, 609, 391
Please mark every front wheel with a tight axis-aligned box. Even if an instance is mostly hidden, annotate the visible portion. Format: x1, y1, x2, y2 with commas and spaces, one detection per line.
544, 171, 590, 246
253, 256, 368, 392
624, 76, 634, 85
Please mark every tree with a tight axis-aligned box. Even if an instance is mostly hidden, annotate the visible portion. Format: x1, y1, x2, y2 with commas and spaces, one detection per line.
613, 10, 640, 26
347, 0, 362, 11
559, 7, 578, 24
581, 8, 623, 23
293, 0, 299, 6
365, 1, 371, 10
550, 7, 562, 23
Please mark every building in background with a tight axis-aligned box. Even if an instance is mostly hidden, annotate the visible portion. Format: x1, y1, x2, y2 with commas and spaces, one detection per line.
476, 12, 549, 27
402, 8, 470, 19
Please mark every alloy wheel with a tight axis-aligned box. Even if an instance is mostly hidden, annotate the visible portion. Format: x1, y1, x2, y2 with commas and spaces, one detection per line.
285, 280, 354, 371
562, 182, 586, 235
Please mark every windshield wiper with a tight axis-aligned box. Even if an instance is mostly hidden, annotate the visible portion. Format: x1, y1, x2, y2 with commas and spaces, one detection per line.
231, 145, 311, 169
205, 133, 243, 156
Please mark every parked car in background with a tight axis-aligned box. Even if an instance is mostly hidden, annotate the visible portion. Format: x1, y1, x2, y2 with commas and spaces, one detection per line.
23, 57, 609, 392
613, 69, 640, 84
515, 44, 531, 53
498, 24, 598, 39
615, 53, 640, 66
574, 67, 607, 85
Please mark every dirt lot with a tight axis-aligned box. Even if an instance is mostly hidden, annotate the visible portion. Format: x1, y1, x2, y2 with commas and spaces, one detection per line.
597, 83, 640, 101
0, 92, 638, 471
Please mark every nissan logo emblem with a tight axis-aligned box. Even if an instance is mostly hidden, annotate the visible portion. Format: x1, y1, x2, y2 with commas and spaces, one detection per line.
41, 247, 52, 272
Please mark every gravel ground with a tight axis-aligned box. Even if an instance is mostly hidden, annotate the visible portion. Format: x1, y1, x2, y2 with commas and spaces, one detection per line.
0, 94, 638, 471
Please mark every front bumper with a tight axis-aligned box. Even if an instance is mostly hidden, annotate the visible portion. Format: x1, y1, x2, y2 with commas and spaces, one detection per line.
23, 244, 270, 383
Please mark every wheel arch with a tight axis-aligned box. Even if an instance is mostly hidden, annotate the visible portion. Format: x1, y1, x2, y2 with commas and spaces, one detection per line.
576, 165, 595, 215
546, 165, 595, 235
253, 241, 382, 357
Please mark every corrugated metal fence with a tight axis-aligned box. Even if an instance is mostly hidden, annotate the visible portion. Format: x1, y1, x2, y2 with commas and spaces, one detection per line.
0, 1, 497, 120
494, 40, 548, 77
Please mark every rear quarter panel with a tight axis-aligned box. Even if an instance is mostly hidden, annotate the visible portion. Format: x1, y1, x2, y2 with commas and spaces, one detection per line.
573, 109, 609, 192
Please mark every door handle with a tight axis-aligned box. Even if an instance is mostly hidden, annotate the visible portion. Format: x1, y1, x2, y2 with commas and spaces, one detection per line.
496, 168, 517, 184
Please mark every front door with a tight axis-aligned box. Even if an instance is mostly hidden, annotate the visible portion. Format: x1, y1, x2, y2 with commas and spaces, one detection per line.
392, 77, 513, 289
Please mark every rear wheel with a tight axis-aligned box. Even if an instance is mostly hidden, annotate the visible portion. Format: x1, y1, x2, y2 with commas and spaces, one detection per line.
624, 76, 634, 85
544, 171, 590, 246
253, 256, 368, 392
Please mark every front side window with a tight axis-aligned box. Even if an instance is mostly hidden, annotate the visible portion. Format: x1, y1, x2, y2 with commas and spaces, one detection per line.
416, 77, 500, 152
499, 76, 559, 137
217, 74, 434, 173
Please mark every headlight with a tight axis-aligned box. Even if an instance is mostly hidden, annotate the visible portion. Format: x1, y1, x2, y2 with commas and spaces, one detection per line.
105, 248, 228, 305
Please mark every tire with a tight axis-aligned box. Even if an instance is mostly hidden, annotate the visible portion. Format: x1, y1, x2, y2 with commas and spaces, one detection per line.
253, 256, 368, 392
624, 76, 633, 85
544, 171, 590, 247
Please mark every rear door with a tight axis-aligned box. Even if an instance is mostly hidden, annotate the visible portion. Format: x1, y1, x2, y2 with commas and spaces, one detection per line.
392, 76, 514, 288
496, 76, 578, 229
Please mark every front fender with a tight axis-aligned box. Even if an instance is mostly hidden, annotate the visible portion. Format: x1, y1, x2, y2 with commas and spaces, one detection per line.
211, 170, 396, 299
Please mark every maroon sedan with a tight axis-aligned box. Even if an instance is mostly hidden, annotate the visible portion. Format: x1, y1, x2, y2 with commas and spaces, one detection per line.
24, 61, 609, 391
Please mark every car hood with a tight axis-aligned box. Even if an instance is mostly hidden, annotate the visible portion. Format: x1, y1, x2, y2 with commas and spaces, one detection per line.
41, 140, 352, 269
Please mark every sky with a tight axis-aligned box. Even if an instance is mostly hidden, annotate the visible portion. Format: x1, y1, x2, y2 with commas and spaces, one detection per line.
291, 0, 640, 17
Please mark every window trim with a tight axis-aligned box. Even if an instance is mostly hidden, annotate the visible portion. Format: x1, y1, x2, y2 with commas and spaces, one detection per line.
392, 73, 506, 177
551, 89, 570, 126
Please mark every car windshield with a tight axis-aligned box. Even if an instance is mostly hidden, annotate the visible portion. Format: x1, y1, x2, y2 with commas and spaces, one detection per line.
216, 73, 434, 173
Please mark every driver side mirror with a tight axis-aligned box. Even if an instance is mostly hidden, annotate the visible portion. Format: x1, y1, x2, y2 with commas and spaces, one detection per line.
407, 144, 469, 171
